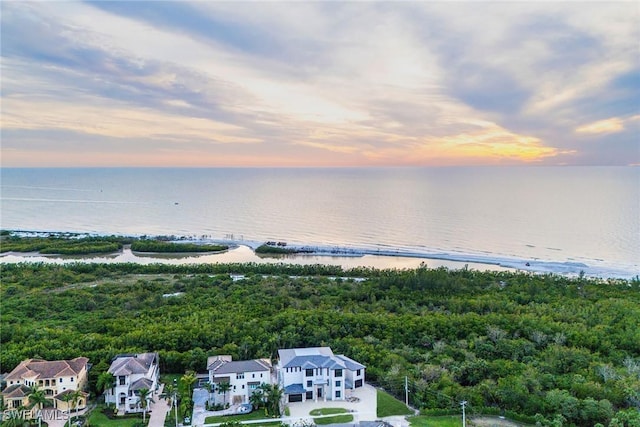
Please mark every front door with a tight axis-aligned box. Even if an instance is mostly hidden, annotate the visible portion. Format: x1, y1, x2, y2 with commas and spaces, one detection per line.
317, 387, 322, 398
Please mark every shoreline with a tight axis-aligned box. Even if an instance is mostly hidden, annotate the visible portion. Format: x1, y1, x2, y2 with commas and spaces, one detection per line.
1, 230, 637, 279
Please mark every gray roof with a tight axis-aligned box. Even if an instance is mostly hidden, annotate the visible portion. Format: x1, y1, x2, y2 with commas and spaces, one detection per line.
211, 359, 271, 375
206, 355, 232, 371
284, 383, 306, 394
130, 378, 154, 391
287, 355, 345, 370
335, 355, 366, 370
278, 347, 333, 367
278, 347, 365, 371
108, 353, 157, 376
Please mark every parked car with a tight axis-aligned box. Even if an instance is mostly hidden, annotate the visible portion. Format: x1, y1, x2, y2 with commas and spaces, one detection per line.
237, 403, 253, 414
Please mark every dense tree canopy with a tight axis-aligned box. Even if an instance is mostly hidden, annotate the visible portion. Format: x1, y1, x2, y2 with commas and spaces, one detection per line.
1, 262, 639, 427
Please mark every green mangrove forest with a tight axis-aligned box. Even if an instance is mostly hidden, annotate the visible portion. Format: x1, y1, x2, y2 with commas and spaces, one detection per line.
1, 262, 639, 427
0, 233, 227, 255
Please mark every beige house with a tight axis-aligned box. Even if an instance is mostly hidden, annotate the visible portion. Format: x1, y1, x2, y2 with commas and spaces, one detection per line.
1, 357, 89, 414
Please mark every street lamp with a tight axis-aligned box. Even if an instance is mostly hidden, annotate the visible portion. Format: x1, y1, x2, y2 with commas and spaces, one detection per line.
460, 401, 467, 427
174, 379, 178, 427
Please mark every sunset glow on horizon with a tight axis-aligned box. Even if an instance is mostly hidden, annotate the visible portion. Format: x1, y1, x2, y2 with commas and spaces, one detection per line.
1, 1, 638, 167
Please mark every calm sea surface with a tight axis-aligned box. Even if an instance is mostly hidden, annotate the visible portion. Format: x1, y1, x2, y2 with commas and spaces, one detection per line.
1, 167, 638, 278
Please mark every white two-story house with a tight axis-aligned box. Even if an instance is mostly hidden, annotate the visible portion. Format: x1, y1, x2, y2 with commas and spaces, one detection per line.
207, 356, 273, 405
277, 347, 365, 403
105, 353, 159, 414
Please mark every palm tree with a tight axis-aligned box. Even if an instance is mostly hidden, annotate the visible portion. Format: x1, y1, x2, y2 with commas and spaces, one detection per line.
96, 371, 116, 401
71, 389, 84, 422
263, 384, 283, 417
2, 404, 27, 427
137, 388, 154, 422
27, 384, 48, 427
217, 382, 231, 406
180, 371, 197, 398
249, 389, 264, 410
60, 392, 74, 427
161, 382, 177, 407
204, 382, 215, 406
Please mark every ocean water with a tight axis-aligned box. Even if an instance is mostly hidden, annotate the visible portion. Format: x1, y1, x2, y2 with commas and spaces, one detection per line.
1, 167, 638, 278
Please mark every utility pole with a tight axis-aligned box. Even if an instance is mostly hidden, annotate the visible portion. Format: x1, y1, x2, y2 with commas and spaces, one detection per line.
405, 376, 409, 407
460, 400, 467, 427
174, 379, 179, 427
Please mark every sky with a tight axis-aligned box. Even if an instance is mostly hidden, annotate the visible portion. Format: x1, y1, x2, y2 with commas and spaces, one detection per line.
1, 1, 639, 167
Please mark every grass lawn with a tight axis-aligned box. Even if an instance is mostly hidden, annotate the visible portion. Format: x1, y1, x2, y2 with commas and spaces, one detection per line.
87, 407, 145, 427
205, 410, 279, 424
409, 415, 461, 427
377, 389, 413, 417
310, 408, 354, 425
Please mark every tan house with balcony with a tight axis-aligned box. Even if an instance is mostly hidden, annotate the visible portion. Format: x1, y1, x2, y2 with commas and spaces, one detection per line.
0, 357, 89, 415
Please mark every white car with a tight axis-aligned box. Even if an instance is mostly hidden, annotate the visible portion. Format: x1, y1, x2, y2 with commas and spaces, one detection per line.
237, 404, 253, 414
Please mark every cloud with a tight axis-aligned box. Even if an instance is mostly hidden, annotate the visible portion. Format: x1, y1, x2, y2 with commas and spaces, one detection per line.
576, 118, 625, 135
1, 1, 637, 166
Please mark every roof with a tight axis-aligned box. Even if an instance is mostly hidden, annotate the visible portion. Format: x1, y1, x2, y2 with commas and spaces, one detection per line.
283, 383, 306, 394
108, 353, 157, 376
130, 378, 154, 391
335, 355, 366, 370
278, 347, 365, 371
278, 347, 333, 367
206, 355, 232, 371
286, 355, 345, 370
54, 389, 89, 400
4, 358, 89, 381
1, 384, 30, 398
211, 359, 271, 375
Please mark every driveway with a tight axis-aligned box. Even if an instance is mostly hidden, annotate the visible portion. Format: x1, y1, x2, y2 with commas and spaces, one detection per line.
286, 384, 377, 424
192, 387, 239, 426
148, 384, 172, 427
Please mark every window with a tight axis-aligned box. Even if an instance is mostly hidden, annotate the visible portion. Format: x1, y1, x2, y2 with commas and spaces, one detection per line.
242, 385, 245, 389
356, 369, 361, 376
305, 369, 313, 377
306, 380, 312, 387
59, 378, 63, 383
252, 373, 255, 378
335, 369, 343, 377
260, 373, 263, 377
236, 373, 244, 379
119, 376, 126, 385
306, 391, 313, 400
335, 380, 341, 387
71, 377, 74, 382
336, 391, 341, 398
